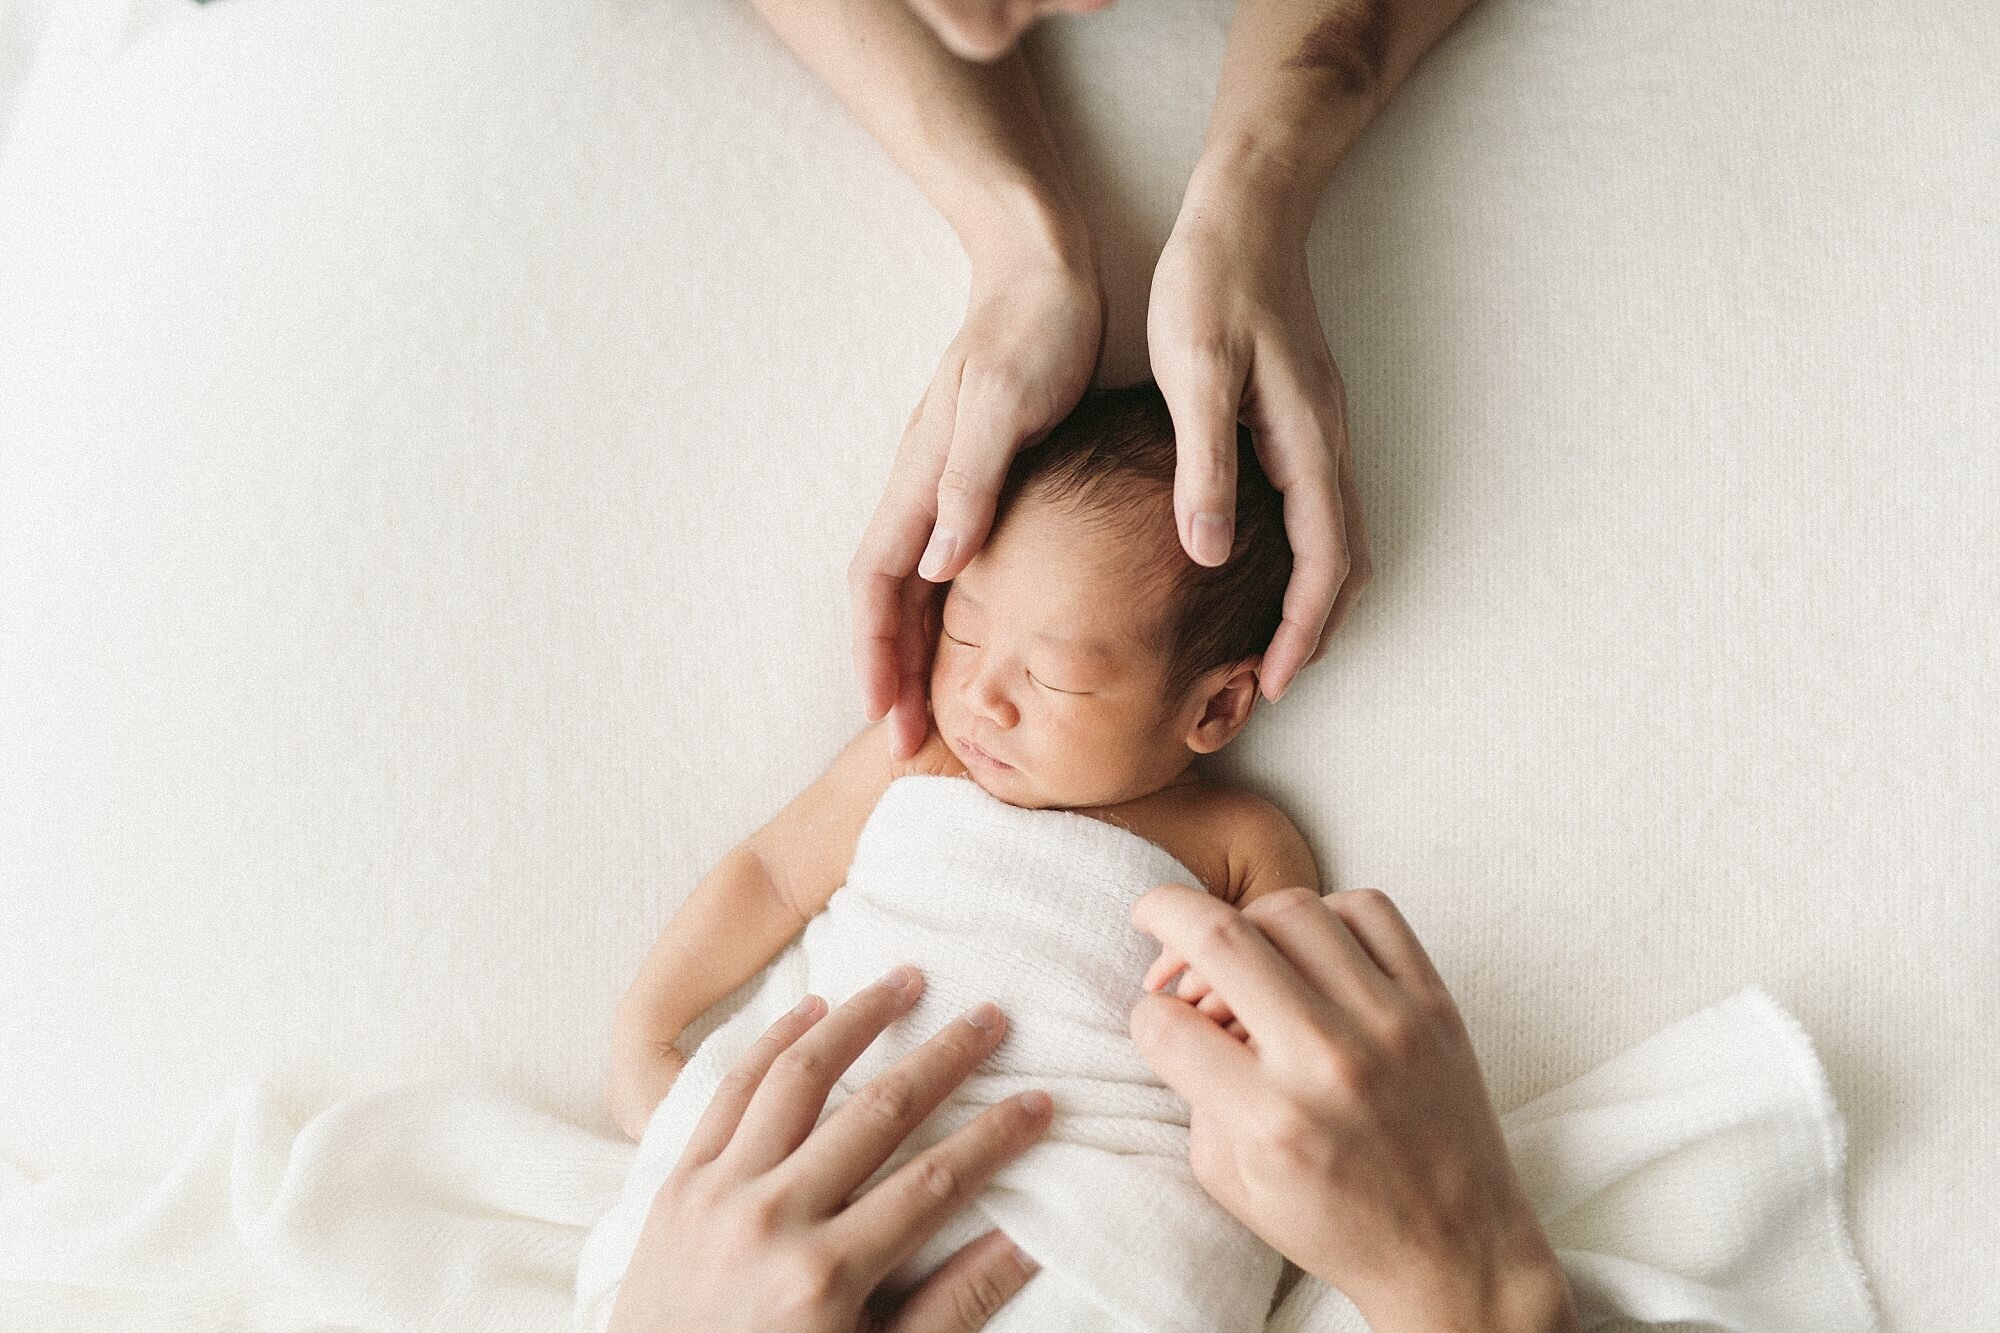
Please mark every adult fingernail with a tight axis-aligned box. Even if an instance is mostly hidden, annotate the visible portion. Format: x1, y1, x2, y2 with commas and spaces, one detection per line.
964, 1001, 1002, 1031
918, 530, 957, 580
1018, 1089, 1053, 1117
881, 965, 920, 993
792, 994, 822, 1016
1191, 512, 1231, 566
1013, 1240, 1041, 1277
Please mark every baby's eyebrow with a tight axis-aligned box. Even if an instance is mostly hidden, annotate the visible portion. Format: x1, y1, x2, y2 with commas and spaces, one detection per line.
950, 590, 1131, 673
1035, 630, 1125, 674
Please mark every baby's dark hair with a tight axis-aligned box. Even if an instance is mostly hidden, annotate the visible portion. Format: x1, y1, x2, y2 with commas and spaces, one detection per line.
992, 382, 1291, 703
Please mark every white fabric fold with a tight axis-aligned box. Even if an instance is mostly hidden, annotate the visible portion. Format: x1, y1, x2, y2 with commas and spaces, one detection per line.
1269, 987, 1881, 1333
0, 1081, 631, 1332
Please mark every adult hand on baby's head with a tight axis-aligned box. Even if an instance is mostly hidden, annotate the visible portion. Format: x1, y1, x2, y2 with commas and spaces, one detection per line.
851, 244, 1102, 760
608, 967, 1052, 1333
1148, 173, 1372, 704
1128, 885, 1581, 1333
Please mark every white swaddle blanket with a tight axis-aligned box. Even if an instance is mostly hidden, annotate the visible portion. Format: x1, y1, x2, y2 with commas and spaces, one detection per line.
0, 774, 1881, 1332
575, 773, 1283, 1332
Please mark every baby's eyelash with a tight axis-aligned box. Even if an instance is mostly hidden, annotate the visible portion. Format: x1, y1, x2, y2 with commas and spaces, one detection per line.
944, 632, 1087, 695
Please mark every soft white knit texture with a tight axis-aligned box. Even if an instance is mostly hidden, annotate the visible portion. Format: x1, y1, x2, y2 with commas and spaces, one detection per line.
1, 0, 1994, 1329
576, 774, 1282, 1333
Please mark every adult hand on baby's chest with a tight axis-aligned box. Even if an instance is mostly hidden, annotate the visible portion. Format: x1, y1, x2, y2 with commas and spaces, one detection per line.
610, 967, 1052, 1333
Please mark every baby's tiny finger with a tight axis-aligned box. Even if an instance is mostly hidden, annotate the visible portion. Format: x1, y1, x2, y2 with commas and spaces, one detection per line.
1142, 952, 1184, 993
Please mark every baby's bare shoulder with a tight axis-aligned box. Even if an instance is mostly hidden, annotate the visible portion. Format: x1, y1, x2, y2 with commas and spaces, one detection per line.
1168, 783, 1321, 906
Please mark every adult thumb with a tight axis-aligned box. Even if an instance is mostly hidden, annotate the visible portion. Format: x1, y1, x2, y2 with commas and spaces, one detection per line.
887, 1228, 1040, 1332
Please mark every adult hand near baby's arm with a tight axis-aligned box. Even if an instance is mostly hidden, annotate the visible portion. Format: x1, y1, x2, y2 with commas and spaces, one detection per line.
1128, 885, 1582, 1333
609, 967, 1052, 1333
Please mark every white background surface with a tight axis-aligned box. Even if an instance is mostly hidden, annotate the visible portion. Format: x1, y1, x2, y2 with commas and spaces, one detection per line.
1, 1, 1994, 1327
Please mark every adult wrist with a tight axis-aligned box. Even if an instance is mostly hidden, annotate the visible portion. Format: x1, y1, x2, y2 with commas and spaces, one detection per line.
954, 173, 1096, 288
1184, 88, 1370, 254
1353, 1209, 1582, 1333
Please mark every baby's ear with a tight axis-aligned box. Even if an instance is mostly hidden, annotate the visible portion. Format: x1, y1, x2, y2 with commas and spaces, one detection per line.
1184, 657, 1262, 755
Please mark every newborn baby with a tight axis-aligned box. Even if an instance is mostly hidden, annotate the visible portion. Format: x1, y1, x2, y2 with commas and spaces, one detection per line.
586, 383, 1321, 1332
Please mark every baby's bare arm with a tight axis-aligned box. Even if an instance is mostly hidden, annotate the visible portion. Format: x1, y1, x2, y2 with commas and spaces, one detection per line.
607, 721, 905, 1140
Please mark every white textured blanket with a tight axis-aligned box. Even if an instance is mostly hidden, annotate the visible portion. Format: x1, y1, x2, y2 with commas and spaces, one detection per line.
577, 773, 1281, 1332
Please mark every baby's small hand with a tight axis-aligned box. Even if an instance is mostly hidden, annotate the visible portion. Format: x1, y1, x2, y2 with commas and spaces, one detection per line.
1142, 952, 1248, 1043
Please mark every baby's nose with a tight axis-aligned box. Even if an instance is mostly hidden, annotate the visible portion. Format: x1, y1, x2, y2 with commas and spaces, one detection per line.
967, 676, 1019, 728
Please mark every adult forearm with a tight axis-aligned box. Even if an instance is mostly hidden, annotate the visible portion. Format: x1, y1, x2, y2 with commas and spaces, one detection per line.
1192, 0, 1483, 244
745, 0, 1091, 272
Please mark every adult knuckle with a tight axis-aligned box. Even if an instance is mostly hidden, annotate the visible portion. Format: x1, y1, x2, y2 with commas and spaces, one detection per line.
1344, 886, 1395, 914
851, 1078, 911, 1130
758, 1175, 803, 1225
672, 1163, 722, 1213
935, 466, 979, 507
773, 1044, 828, 1085
771, 1242, 848, 1312
713, 1067, 758, 1105
953, 1262, 1017, 1323
1187, 451, 1235, 492
1328, 1045, 1385, 1099
1251, 885, 1323, 922
913, 1153, 962, 1205
1254, 1098, 1322, 1165
1417, 981, 1467, 1030
1194, 909, 1254, 957
1374, 1007, 1429, 1060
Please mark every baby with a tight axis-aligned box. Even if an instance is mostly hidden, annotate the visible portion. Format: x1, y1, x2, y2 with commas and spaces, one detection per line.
608, 381, 1319, 1129
590, 382, 1320, 1331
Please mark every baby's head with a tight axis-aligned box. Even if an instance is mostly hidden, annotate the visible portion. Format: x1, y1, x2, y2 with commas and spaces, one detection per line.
930, 383, 1291, 810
